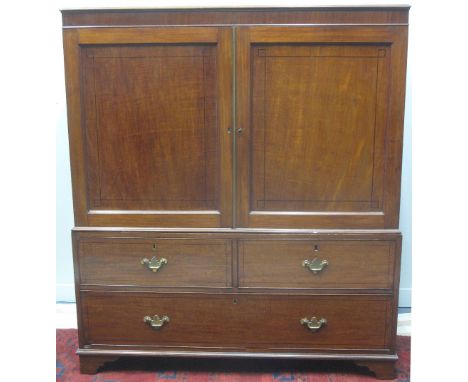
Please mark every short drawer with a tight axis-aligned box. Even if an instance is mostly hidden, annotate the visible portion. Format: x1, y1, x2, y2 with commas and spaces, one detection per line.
239, 240, 395, 289
77, 238, 232, 288
82, 292, 392, 350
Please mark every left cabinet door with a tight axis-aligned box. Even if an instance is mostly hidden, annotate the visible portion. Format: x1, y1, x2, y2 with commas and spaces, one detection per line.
63, 27, 233, 227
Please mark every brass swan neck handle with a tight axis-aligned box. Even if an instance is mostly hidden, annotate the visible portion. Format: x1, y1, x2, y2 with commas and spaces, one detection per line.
143, 315, 170, 329
300, 317, 327, 332
302, 258, 328, 274
141, 256, 167, 272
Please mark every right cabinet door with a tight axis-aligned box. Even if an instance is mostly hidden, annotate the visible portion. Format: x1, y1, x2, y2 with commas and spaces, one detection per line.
236, 26, 407, 229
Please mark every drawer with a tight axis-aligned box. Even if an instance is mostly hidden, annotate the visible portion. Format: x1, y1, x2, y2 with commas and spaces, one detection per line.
82, 292, 392, 350
78, 238, 232, 288
239, 240, 395, 289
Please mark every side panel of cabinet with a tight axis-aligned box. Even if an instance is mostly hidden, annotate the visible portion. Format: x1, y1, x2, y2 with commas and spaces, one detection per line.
63, 27, 233, 227
236, 26, 408, 229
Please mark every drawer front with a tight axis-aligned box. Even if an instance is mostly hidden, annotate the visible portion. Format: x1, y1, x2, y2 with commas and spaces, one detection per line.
82, 292, 392, 350
239, 240, 395, 289
78, 239, 232, 288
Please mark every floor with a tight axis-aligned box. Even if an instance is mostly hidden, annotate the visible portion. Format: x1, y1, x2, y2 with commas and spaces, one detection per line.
56, 303, 411, 336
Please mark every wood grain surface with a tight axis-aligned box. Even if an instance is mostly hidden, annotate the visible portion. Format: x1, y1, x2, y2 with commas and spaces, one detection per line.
239, 240, 395, 289
82, 292, 393, 350
78, 238, 233, 288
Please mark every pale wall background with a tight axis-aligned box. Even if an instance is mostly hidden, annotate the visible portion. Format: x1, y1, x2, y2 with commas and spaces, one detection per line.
56, 0, 412, 307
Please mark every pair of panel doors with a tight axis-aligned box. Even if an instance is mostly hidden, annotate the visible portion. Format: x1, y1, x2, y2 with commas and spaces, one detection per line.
64, 25, 407, 229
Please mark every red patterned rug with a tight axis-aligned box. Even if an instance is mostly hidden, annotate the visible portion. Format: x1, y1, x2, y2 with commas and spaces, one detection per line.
56, 330, 410, 381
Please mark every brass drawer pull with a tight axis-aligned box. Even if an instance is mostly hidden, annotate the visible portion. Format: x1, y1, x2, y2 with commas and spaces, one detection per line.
141, 256, 167, 272
143, 315, 170, 330
300, 317, 327, 332
302, 258, 328, 274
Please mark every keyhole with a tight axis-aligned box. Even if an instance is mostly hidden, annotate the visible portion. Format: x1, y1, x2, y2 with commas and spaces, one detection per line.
152, 243, 156, 251
233, 298, 238, 305
314, 244, 319, 252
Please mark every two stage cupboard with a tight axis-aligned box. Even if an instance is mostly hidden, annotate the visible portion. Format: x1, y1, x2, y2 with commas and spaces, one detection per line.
62, 6, 409, 379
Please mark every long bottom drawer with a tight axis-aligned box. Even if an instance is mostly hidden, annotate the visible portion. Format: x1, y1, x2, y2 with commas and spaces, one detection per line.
81, 292, 394, 351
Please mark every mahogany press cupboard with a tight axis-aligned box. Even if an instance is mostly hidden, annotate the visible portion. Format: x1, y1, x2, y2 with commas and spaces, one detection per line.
61, 6, 409, 380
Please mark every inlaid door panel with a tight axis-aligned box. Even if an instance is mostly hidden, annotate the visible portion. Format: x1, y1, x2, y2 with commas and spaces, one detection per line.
63, 27, 232, 227
236, 26, 408, 228
84, 45, 218, 211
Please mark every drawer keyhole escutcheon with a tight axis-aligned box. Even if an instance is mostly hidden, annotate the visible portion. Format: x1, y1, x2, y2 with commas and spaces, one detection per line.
302, 258, 328, 274
141, 256, 168, 272
300, 317, 327, 332
143, 315, 170, 330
